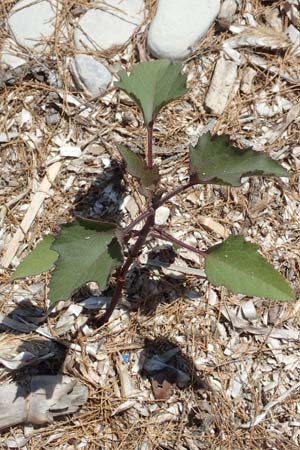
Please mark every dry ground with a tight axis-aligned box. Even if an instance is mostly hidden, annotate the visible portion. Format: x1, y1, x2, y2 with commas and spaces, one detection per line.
0, 0, 300, 449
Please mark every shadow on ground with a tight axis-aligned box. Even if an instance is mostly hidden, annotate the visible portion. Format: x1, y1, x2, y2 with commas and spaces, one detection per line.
0, 299, 67, 390
72, 157, 126, 224
139, 336, 210, 401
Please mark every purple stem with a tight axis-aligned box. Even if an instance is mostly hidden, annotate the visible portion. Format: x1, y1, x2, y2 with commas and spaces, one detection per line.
123, 210, 152, 236
98, 212, 155, 325
147, 124, 154, 169
154, 180, 196, 208
151, 228, 207, 257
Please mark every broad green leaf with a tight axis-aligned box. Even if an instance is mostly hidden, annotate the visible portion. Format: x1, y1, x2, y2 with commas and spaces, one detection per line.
190, 133, 289, 186
11, 235, 58, 280
205, 235, 295, 301
117, 144, 160, 188
116, 60, 187, 126
48, 219, 123, 305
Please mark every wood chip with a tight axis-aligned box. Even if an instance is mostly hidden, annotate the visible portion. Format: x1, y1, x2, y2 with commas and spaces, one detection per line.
0, 375, 88, 429
224, 26, 290, 50
1, 161, 62, 268
198, 215, 228, 238
242, 381, 300, 428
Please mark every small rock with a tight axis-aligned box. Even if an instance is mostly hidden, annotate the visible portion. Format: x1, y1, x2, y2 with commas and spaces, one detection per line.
74, 0, 145, 52
0, 38, 26, 70
147, 0, 220, 60
8, 0, 61, 51
205, 56, 238, 115
60, 146, 82, 158
70, 54, 112, 97
79, 296, 111, 310
101, 156, 111, 168
155, 206, 170, 225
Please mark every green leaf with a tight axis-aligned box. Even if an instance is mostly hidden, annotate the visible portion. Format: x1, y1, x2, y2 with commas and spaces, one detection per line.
190, 133, 289, 186
48, 219, 123, 305
11, 235, 58, 280
205, 235, 295, 301
117, 144, 160, 188
116, 60, 187, 126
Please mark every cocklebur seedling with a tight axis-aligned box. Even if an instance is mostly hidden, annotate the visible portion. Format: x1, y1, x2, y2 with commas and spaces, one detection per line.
12, 60, 295, 323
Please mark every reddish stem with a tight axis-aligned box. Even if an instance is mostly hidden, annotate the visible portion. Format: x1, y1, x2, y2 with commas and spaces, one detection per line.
154, 180, 196, 208
123, 210, 152, 236
147, 123, 154, 168
98, 212, 155, 325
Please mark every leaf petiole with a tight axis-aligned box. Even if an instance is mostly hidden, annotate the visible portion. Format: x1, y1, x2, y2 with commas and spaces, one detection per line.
154, 180, 196, 208
146, 123, 154, 169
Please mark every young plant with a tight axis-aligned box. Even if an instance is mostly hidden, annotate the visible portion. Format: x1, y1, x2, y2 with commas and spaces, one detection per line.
11, 60, 295, 322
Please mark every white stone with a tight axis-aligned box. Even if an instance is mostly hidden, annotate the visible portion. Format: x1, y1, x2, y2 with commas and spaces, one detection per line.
8, 0, 61, 51
205, 56, 238, 115
70, 54, 112, 98
155, 206, 170, 225
0, 39, 26, 70
74, 0, 145, 52
147, 0, 220, 60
